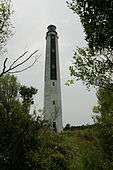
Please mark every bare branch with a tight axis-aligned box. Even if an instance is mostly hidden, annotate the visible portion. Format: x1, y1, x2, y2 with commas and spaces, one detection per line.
3, 57, 8, 72
9, 51, 28, 68
0, 50, 38, 77
10, 50, 38, 70
9, 57, 38, 74
0, 58, 8, 77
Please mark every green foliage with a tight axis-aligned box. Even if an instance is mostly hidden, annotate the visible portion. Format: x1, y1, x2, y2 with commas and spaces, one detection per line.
49, 153, 68, 170
68, 47, 113, 167
0, 0, 12, 51
67, 1, 113, 168
22, 129, 73, 170
60, 130, 107, 170
1, 75, 113, 169
68, 0, 113, 52
0, 74, 39, 169
93, 85, 113, 164
0, 74, 37, 113
20, 86, 37, 105
65, 79, 74, 86
69, 48, 113, 87
64, 123, 71, 130
19, 85, 37, 113
0, 74, 71, 170
0, 74, 20, 112
0, 1, 38, 76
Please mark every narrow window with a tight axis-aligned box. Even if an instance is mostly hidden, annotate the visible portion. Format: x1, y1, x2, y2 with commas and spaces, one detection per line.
53, 100, 55, 105
50, 35, 57, 80
53, 122, 57, 132
52, 82, 55, 86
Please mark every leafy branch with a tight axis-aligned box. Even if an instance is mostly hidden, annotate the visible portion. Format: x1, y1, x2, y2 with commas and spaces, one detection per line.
0, 0, 12, 50
69, 48, 113, 88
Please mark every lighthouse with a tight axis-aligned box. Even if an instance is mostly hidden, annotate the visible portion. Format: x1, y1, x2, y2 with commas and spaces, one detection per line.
44, 25, 63, 132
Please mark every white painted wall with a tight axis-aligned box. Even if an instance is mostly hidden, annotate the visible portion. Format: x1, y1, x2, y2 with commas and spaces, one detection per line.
44, 26, 62, 132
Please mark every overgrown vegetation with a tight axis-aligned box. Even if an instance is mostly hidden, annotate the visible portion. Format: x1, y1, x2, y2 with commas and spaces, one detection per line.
67, 0, 113, 52
60, 129, 109, 170
67, 0, 113, 169
69, 48, 113, 88
93, 85, 113, 164
1, 75, 111, 170
0, 74, 71, 170
1, 0, 113, 169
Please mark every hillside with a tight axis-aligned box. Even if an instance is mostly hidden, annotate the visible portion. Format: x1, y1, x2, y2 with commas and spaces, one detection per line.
51, 127, 108, 170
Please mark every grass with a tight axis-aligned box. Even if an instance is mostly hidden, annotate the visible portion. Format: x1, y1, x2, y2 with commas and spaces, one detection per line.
56, 128, 106, 170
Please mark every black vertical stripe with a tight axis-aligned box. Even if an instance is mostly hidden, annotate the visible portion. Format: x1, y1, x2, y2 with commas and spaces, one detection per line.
50, 35, 57, 80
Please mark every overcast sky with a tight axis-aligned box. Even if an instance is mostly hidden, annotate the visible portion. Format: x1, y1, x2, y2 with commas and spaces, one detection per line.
6, 0, 97, 126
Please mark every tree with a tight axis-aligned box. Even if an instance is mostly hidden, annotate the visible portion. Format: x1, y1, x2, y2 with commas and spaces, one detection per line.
19, 85, 38, 113
69, 48, 113, 88
0, 74, 20, 113
64, 123, 71, 130
0, 50, 38, 77
0, 74, 71, 170
67, 1, 113, 87
0, 74, 37, 113
0, 0, 12, 51
93, 85, 113, 166
67, 0, 113, 52
67, 0, 113, 168
0, 0, 38, 77
0, 74, 39, 169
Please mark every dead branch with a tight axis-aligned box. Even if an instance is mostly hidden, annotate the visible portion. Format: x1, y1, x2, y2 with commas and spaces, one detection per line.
0, 50, 38, 77
9, 50, 38, 70
9, 56, 38, 74
9, 51, 28, 68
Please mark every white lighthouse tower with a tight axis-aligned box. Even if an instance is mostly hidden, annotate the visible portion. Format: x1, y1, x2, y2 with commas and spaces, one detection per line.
44, 25, 63, 132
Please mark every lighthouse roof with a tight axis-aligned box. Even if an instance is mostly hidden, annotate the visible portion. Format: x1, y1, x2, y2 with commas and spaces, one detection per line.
47, 25, 56, 32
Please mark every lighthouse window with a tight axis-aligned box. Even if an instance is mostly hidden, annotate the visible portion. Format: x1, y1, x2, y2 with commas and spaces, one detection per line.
50, 35, 57, 80
52, 82, 55, 86
52, 64, 55, 69
52, 49, 55, 52
53, 122, 57, 132
53, 100, 55, 105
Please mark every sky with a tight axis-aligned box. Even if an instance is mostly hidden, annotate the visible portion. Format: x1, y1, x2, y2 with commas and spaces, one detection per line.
6, 0, 97, 126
